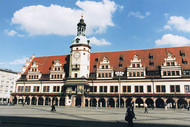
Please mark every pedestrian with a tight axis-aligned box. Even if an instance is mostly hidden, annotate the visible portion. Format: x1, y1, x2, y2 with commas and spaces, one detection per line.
125, 105, 136, 127
144, 103, 148, 113
51, 102, 56, 112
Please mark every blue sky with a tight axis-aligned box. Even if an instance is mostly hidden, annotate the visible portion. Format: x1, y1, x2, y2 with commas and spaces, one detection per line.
1, 0, 190, 72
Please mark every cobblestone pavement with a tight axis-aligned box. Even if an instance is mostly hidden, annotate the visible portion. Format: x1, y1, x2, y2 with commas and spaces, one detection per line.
0, 105, 190, 127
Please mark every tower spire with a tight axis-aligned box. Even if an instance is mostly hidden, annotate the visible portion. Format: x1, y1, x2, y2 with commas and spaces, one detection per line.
77, 15, 86, 36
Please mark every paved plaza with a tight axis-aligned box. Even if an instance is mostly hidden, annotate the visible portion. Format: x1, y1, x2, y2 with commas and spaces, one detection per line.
0, 105, 190, 127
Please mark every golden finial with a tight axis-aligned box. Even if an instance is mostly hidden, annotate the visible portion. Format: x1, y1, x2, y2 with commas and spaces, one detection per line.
81, 13, 83, 19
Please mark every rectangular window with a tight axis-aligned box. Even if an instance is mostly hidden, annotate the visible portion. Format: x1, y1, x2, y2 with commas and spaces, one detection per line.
167, 62, 170, 66
176, 85, 180, 92
168, 71, 171, 76
170, 85, 175, 92
75, 73, 78, 78
147, 86, 151, 92
161, 86, 166, 92
172, 71, 175, 76
102, 73, 104, 77
105, 73, 108, 77
104, 86, 107, 92
100, 86, 103, 92
110, 86, 114, 92
132, 64, 135, 68
171, 62, 175, 66
137, 64, 140, 67
129, 72, 132, 77
127, 86, 131, 92
135, 86, 138, 92
93, 86, 97, 92
99, 73, 101, 77
53, 86, 56, 92
140, 86, 143, 92
156, 85, 160, 92
176, 71, 179, 75
115, 86, 118, 92
133, 72, 136, 77
109, 73, 111, 77
163, 71, 166, 76
185, 85, 190, 92
141, 72, 144, 76
123, 86, 126, 92
137, 72, 140, 76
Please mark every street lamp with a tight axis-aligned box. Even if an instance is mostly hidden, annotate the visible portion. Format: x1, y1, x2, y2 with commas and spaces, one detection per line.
115, 71, 124, 108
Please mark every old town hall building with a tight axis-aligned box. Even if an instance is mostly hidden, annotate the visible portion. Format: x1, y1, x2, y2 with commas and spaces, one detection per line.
11, 17, 190, 108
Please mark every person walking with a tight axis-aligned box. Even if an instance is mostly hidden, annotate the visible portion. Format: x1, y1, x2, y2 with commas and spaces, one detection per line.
51, 102, 56, 112
125, 105, 136, 127
144, 103, 148, 113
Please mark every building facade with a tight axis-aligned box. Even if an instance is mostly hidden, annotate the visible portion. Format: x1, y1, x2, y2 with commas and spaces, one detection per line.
11, 17, 190, 108
0, 69, 19, 103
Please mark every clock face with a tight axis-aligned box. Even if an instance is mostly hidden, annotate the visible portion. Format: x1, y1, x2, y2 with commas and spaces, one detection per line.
74, 52, 80, 59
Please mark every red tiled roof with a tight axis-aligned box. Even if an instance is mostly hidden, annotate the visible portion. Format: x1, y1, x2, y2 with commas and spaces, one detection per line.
22, 46, 190, 77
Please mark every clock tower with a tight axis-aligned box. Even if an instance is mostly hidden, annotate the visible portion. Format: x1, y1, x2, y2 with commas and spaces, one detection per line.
69, 16, 91, 78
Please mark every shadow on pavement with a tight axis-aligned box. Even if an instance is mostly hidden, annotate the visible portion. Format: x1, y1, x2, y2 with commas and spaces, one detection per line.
0, 116, 189, 127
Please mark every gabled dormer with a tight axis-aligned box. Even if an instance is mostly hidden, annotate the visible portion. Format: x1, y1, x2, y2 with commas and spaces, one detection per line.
96, 57, 114, 79
127, 54, 146, 78
27, 60, 42, 80
50, 59, 65, 80
161, 52, 182, 78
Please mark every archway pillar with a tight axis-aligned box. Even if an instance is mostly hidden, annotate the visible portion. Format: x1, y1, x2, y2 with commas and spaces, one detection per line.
36, 96, 39, 106
152, 97, 156, 108
132, 97, 137, 108
29, 96, 32, 105
104, 98, 108, 108
42, 96, 46, 106
9, 95, 14, 103
113, 98, 117, 108
173, 98, 178, 109
57, 97, 60, 106
50, 97, 53, 106
16, 96, 19, 105
87, 98, 91, 107
81, 95, 85, 108
71, 95, 76, 107
123, 98, 127, 108
22, 96, 26, 104
95, 98, 99, 107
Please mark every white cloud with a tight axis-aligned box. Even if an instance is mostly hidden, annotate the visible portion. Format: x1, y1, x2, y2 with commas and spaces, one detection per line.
165, 16, 190, 32
11, 0, 121, 36
164, 25, 172, 30
128, 11, 150, 19
89, 36, 111, 46
5, 30, 17, 36
155, 34, 190, 46
0, 57, 27, 65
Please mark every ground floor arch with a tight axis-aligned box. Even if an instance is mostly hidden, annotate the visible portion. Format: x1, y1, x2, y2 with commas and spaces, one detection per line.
156, 98, 164, 108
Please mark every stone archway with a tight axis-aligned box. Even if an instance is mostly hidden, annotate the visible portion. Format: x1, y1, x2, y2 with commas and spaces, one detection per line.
60, 97, 65, 106
117, 98, 124, 107
99, 98, 105, 107
32, 97, 37, 105
166, 98, 175, 108
75, 97, 81, 106
25, 96, 30, 105
85, 99, 88, 107
156, 98, 164, 108
108, 98, 115, 107
90, 98, 97, 107
135, 98, 144, 108
38, 97, 43, 105
177, 98, 187, 109
13, 96, 17, 104
145, 98, 154, 108
45, 97, 50, 105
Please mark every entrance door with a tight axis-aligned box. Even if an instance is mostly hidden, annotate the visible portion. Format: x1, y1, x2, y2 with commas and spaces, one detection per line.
75, 97, 81, 106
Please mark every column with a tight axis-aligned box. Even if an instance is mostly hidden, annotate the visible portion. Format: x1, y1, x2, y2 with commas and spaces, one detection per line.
71, 95, 76, 107
152, 98, 156, 108
123, 98, 127, 108
95, 98, 99, 107
81, 95, 85, 108
132, 98, 136, 108
88, 98, 90, 107
43, 96, 46, 106
16, 96, 19, 105
104, 98, 108, 108
36, 96, 39, 106
113, 98, 117, 108
50, 97, 53, 106
29, 96, 32, 105
173, 98, 178, 109
23, 96, 26, 104
57, 97, 60, 106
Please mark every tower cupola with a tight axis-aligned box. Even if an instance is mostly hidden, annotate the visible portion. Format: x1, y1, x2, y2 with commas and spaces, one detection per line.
77, 16, 86, 36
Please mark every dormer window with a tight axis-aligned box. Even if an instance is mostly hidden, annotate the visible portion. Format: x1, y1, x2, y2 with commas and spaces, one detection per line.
161, 52, 181, 78
119, 64, 123, 68
95, 58, 98, 62
149, 53, 153, 59
76, 38, 80, 43
119, 56, 123, 61
96, 56, 113, 79
127, 54, 146, 79
50, 59, 65, 80
180, 50, 185, 57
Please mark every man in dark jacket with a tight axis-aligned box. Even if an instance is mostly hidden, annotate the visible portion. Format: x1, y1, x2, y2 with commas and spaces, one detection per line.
125, 105, 136, 127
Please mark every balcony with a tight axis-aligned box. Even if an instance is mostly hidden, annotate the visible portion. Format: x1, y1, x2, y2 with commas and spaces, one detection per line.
72, 64, 80, 71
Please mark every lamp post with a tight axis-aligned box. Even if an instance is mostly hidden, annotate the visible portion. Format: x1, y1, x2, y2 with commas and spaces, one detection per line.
115, 71, 124, 108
